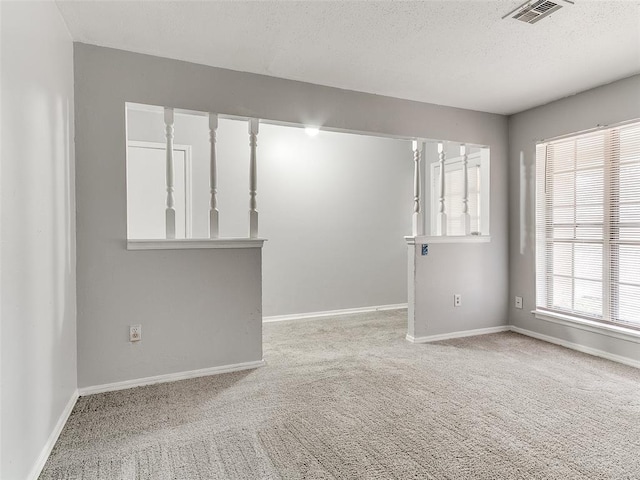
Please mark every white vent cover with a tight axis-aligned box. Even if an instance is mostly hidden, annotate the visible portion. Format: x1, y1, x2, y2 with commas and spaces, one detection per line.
504, 0, 569, 24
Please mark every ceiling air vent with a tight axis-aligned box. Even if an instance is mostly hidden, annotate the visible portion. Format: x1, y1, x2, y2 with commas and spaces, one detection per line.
504, 0, 570, 24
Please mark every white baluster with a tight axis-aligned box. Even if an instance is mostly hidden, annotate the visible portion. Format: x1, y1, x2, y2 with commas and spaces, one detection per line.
209, 113, 219, 238
461, 144, 470, 235
164, 107, 176, 239
248, 118, 259, 238
438, 142, 447, 236
411, 140, 424, 236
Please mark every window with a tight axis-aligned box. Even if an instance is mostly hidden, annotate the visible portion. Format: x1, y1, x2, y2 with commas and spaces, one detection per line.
536, 121, 640, 329
429, 147, 490, 236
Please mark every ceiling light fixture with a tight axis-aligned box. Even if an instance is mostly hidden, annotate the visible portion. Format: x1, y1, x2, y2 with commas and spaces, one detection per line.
305, 127, 320, 137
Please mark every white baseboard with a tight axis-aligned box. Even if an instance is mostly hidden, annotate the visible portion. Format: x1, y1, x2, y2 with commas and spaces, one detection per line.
78, 359, 266, 396
263, 303, 408, 323
406, 325, 510, 343
510, 326, 640, 369
28, 389, 79, 480
407, 325, 640, 369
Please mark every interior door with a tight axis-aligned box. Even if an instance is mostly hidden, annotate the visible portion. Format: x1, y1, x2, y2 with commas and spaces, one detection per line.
127, 142, 189, 239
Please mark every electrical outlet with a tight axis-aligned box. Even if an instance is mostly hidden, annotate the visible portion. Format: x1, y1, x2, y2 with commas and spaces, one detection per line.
515, 296, 523, 309
129, 324, 142, 342
454, 294, 462, 307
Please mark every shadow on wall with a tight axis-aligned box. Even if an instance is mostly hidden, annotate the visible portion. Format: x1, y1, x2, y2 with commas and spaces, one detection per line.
519, 150, 535, 256
3, 81, 76, 477
42, 90, 76, 475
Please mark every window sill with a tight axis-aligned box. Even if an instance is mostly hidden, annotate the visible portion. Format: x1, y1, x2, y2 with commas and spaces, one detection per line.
405, 235, 491, 245
533, 309, 640, 344
127, 238, 266, 250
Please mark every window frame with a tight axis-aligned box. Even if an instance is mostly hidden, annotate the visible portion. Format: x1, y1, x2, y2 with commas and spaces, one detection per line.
535, 119, 640, 333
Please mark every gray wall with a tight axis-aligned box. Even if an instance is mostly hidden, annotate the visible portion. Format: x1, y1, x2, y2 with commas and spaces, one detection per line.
127, 110, 413, 317
411, 136, 509, 338
508, 74, 640, 362
258, 125, 411, 317
412, 242, 508, 338
0, 3, 77, 479
74, 43, 509, 388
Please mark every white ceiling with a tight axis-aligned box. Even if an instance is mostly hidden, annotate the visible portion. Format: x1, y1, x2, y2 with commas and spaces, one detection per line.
56, 0, 640, 115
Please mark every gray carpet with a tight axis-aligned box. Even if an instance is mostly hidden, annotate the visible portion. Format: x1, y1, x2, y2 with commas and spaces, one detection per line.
40, 310, 640, 479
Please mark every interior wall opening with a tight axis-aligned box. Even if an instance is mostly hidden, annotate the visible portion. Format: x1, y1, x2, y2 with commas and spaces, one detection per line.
125, 104, 414, 318
125, 103, 491, 323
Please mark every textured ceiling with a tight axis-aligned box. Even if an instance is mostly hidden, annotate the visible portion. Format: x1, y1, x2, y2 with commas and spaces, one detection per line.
56, 0, 640, 115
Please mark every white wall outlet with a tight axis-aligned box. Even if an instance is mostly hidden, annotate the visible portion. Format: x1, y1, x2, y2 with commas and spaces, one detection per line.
515, 296, 523, 309
454, 294, 462, 307
129, 324, 142, 342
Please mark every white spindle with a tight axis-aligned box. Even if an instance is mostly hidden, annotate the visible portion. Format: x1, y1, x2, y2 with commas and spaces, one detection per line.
438, 142, 447, 236
411, 140, 423, 236
248, 118, 259, 238
164, 107, 176, 239
209, 113, 219, 238
461, 144, 470, 235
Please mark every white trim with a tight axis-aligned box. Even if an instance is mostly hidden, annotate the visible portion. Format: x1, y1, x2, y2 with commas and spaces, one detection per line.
405, 236, 417, 245
263, 303, 408, 323
405, 235, 491, 245
78, 360, 265, 396
533, 309, 640, 344
127, 238, 266, 250
406, 325, 510, 343
511, 326, 640, 369
27, 389, 79, 480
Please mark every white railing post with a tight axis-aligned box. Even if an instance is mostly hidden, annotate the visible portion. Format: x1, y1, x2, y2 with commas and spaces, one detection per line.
411, 140, 424, 236
164, 107, 176, 239
461, 144, 470, 235
438, 142, 447, 236
248, 118, 259, 238
209, 113, 219, 238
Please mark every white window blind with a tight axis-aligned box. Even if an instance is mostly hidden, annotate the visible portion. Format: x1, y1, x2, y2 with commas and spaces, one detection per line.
536, 121, 640, 329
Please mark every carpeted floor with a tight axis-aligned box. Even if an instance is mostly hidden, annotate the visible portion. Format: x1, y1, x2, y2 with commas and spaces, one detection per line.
40, 310, 640, 479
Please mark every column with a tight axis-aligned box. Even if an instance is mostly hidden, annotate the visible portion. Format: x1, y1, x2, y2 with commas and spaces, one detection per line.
164, 107, 176, 239
209, 113, 219, 238
438, 142, 447, 236
461, 144, 470, 235
248, 118, 259, 238
412, 140, 424, 236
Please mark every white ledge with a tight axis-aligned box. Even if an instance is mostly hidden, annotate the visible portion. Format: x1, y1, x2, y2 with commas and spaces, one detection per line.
533, 309, 640, 344
127, 238, 266, 250
405, 235, 491, 245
